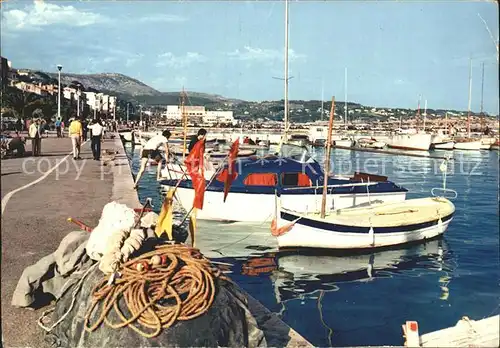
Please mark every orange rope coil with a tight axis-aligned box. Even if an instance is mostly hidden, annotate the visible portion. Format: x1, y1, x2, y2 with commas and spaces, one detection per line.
84, 244, 226, 338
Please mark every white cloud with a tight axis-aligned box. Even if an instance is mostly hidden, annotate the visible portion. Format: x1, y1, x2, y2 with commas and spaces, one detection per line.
2, 0, 108, 31
227, 46, 306, 62
156, 52, 207, 69
138, 14, 187, 23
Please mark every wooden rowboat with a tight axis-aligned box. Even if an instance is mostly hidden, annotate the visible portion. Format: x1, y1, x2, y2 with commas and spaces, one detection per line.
276, 197, 455, 249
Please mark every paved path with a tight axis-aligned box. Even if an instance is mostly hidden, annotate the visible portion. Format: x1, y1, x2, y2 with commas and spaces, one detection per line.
0, 137, 120, 347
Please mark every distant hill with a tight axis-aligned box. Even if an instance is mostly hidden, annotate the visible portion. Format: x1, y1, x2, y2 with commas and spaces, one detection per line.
23, 70, 244, 105
42, 72, 162, 97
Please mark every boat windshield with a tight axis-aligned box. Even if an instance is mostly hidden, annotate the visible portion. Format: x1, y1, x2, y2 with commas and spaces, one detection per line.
279, 144, 314, 163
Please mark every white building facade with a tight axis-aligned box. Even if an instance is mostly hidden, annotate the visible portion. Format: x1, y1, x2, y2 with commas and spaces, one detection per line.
161, 105, 234, 124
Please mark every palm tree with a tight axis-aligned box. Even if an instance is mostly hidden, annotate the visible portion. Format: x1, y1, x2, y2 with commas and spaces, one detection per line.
3, 87, 41, 120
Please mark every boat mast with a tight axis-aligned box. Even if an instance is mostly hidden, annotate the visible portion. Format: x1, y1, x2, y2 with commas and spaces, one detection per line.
321, 96, 335, 219
416, 95, 421, 131
344, 67, 348, 131
480, 61, 485, 130
445, 111, 449, 135
467, 57, 472, 139
283, 0, 289, 142
181, 87, 188, 160
321, 80, 324, 121
423, 99, 427, 131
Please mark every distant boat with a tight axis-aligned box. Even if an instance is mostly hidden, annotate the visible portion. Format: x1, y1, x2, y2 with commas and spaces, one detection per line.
453, 138, 482, 150
454, 58, 481, 151
276, 197, 455, 249
387, 131, 432, 151
333, 138, 355, 148
388, 96, 432, 151
433, 141, 455, 150
357, 137, 386, 149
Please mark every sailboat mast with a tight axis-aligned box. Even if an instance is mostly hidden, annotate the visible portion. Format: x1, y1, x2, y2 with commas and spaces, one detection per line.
344, 67, 348, 130
321, 80, 324, 121
467, 58, 472, 138
423, 99, 427, 131
181, 88, 188, 160
445, 111, 449, 135
480, 62, 484, 114
283, 0, 289, 141
321, 96, 335, 219
480, 61, 485, 130
416, 95, 421, 131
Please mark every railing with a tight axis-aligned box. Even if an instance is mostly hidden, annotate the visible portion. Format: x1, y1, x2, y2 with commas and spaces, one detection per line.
281, 182, 378, 192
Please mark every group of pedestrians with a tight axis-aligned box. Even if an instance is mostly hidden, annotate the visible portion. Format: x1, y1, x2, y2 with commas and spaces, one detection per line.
67, 117, 105, 160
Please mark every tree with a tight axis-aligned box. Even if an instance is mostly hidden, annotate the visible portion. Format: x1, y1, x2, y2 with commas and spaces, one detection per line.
3, 87, 41, 120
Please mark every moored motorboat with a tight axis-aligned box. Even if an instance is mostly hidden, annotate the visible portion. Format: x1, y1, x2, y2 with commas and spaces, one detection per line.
275, 197, 455, 249
387, 132, 432, 151
357, 138, 386, 149
453, 139, 482, 150
432, 141, 455, 150
333, 138, 355, 148
159, 145, 408, 222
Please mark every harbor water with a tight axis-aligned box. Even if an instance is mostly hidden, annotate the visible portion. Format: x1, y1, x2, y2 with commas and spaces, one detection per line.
127, 143, 499, 347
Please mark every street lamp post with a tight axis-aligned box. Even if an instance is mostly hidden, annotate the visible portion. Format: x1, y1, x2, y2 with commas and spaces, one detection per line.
76, 88, 80, 119
57, 65, 62, 121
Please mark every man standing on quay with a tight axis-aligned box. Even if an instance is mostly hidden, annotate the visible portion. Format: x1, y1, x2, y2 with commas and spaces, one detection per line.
88, 119, 104, 160
68, 117, 83, 160
28, 118, 41, 156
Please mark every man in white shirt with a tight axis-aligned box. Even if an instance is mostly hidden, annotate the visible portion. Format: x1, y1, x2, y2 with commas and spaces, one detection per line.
28, 118, 41, 156
133, 130, 171, 189
88, 119, 104, 160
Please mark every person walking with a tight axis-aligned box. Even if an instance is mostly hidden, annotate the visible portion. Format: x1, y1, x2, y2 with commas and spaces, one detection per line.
88, 119, 104, 160
82, 119, 89, 141
68, 117, 83, 160
55, 118, 62, 137
28, 118, 41, 156
133, 130, 171, 189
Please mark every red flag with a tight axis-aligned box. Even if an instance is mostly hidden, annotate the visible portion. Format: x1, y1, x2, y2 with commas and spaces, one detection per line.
223, 138, 239, 202
185, 139, 206, 210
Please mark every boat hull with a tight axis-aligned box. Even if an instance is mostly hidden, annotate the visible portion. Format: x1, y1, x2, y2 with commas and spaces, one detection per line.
432, 141, 455, 150
453, 140, 482, 150
358, 139, 386, 149
277, 201, 454, 249
387, 133, 432, 151
334, 139, 355, 148
161, 186, 407, 222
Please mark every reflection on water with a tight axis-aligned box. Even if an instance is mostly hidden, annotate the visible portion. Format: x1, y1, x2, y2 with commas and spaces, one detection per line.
126, 143, 499, 347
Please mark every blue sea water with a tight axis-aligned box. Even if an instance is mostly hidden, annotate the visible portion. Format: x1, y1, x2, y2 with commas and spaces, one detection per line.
127, 143, 499, 347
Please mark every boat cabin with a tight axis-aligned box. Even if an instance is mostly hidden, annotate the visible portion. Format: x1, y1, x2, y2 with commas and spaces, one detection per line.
211, 155, 406, 195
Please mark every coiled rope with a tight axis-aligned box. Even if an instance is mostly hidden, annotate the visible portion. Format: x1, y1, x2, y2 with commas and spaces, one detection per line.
84, 244, 227, 338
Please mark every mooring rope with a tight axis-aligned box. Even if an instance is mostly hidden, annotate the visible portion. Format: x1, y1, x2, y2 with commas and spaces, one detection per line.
84, 244, 226, 338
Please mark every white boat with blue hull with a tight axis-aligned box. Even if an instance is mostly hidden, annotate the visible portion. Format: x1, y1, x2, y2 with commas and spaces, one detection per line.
160, 146, 408, 222
276, 197, 455, 249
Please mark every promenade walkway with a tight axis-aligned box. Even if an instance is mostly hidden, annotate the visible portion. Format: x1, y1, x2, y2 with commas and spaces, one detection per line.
1, 135, 310, 348
1, 136, 128, 347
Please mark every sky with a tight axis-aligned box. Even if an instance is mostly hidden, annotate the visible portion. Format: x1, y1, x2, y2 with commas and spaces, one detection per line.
1, 0, 498, 114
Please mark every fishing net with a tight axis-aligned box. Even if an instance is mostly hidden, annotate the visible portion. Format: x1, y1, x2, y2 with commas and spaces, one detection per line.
43, 242, 266, 347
